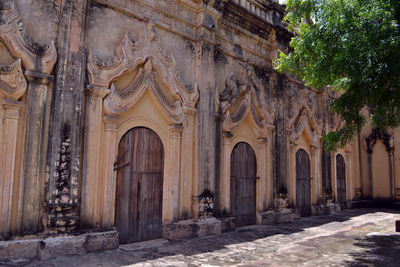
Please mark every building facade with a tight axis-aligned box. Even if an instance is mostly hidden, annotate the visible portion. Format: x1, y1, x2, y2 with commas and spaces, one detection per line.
0, 0, 399, 244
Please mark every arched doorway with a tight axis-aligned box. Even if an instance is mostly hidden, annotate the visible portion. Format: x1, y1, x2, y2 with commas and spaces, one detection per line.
296, 149, 311, 216
336, 154, 346, 209
115, 127, 164, 243
230, 142, 257, 227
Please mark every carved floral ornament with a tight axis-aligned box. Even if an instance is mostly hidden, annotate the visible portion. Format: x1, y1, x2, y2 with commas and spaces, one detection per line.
0, 0, 57, 75
87, 21, 199, 123
217, 63, 275, 137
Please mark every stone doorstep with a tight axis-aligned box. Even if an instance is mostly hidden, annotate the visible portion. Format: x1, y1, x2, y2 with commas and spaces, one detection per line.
260, 209, 301, 225
0, 230, 119, 262
312, 203, 341, 215
163, 217, 222, 240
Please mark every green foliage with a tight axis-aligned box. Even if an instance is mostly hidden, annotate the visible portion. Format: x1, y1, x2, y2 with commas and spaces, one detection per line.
275, 0, 400, 150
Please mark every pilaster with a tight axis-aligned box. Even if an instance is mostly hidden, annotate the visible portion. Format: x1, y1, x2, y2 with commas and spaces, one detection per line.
194, 2, 218, 205
0, 99, 23, 237
345, 151, 353, 200
44, 0, 89, 233
101, 116, 119, 228
81, 85, 110, 228
256, 137, 268, 211
220, 132, 233, 214
180, 107, 197, 219
21, 70, 53, 234
288, 142, 297, 207
310, 145, 318, 205
166, 124, 183, 222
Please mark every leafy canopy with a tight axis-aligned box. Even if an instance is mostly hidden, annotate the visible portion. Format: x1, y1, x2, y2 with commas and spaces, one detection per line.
275, 0, 400, 150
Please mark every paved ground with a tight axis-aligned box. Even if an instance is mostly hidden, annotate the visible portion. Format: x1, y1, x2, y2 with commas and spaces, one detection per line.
15, 209, 400, 266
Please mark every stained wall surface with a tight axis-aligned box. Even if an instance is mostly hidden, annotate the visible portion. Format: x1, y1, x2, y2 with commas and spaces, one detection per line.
0, 0, 398, 241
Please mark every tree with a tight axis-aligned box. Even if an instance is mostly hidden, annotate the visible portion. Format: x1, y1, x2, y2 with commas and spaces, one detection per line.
275, 0, 400, 150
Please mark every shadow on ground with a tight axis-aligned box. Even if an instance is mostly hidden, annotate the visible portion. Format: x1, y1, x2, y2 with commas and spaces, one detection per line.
23, 208, 400, 266
345, 234, 400, 267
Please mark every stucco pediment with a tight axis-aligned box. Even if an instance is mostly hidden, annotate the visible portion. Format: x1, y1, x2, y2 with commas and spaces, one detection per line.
289, 109, 319, 147
0, 58, 27, 99
103, 58, 184, 124
217, 63, 274, 136
88, 21, 199, 119
286, 79, 322, 135
0, 1, 57, 74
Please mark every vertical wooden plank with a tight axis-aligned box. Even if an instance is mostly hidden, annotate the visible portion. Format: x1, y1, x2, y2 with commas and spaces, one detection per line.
115, 127, 164, 243
296, 149, 311, 216
230, 142, 257, 227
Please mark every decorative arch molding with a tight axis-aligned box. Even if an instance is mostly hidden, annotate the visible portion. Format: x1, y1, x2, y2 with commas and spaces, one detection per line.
0, 1, 57, 74
116, 117, 169, 150
87, 21, 199, 118
365, 128, 393, 154
83, 21, 199, 228
288, 109, 320, 148
103, 58, 184, 124
0, 58, 26, 99
364, 128, 394, 200
230, 135, 258, 157
0, 1, 58, 237
217, 62, 275, 138
286, 78, 322, 135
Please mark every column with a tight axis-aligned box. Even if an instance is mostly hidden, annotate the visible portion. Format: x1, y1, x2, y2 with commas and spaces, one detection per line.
394, 130, 400, 200
0, 99, 23, 236
288, 143, 297, 207
179, 107, 196, 219
21, 70, 53, 234
220, 132, 233, 213
310, 146, 319, 204
166, 124, 182, 222
101, 116, 119, 228
388, 141, 394, 200
256, 138, 268, 211
81, 85, 110, 228
195, 8, 217, 201
266, 125, 275, 209
44, 0, 88, 232
345, 151, 353, 201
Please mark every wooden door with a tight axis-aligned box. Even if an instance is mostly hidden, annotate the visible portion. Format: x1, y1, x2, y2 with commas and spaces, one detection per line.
336, 154, 346, 209
296, 149, 311, 216
230, 142, 257, 227
115, 127, 164, 244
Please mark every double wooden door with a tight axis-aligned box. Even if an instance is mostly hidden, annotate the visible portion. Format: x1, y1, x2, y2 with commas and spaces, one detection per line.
230, 142, 257, 227
336, 154, 346, 209
296, 149, 311, 217
115, 127, 164, 244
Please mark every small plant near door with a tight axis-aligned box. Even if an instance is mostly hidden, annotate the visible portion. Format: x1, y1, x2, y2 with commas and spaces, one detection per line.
199, 189, 215, 219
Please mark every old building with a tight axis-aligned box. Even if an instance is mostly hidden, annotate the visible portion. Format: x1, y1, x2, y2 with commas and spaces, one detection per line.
0, 0, 399, 251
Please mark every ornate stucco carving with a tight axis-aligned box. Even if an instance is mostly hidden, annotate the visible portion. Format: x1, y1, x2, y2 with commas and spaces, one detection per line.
365, 129, 393, 154
103, 58, 184, 124
286, 78, 322, 136
0, 1, 57, 74
0, 58, 27, 99
217, 63, 274, 136
88, 21, 199, 123
288, 109, 319, 147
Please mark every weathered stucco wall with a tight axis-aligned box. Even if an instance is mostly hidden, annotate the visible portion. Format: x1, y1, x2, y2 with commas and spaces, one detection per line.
0, 0, 398, 242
